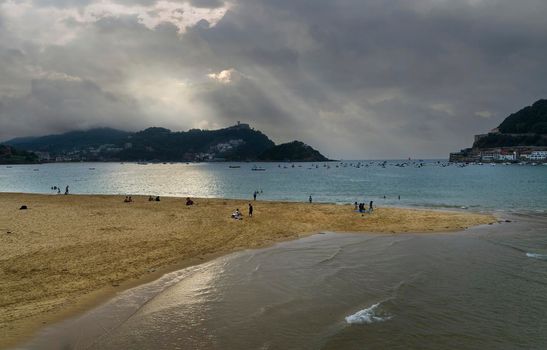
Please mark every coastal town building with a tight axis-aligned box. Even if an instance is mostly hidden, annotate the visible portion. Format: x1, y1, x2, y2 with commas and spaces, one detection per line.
449, 146, 547, 163
526, 151, 547, 161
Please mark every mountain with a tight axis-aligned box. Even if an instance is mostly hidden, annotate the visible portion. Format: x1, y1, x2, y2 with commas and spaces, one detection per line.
498, 99, 547, 134
7, 128, 131, 153
116, 124, 275, 161
258, 141, 330, 161
4, 124, 328, 162
0, 145, 39, 164
473, 99, 547, 149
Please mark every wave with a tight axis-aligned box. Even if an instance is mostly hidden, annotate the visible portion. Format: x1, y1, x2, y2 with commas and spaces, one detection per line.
345, 302, 392, 325
526, 252, 547, 261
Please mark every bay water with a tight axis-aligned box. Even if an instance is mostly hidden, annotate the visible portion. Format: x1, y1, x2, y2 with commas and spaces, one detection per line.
1, 161, 546, 212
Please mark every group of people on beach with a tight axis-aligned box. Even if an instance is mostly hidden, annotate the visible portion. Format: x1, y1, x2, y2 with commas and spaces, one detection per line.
124, 195, 196, 205
50, 185, 69, 195
232, 203, 253, 220
355, 201, 373, 213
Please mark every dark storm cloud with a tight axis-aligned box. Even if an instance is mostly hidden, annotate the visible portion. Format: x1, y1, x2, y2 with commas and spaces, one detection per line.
197, 75, 293, 125
189, 0, 224, 9
0, 79, 148, 138
1, 0, 546, 158
189, 0, 547, 157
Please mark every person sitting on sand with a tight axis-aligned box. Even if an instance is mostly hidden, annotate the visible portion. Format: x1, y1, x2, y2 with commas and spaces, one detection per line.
155, 196, 160, 202
186, 197, 194, 206
124, 196, 130, 203
231, 209, 243, 220
148, 196, 154, 201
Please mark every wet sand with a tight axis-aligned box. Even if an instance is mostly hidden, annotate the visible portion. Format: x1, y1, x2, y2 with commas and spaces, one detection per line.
0, 193, 495, 348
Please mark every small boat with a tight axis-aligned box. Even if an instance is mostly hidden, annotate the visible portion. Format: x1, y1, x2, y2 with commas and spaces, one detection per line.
252, 166, 266, 171
229, 165, 241, 168
89, 167, 96, 170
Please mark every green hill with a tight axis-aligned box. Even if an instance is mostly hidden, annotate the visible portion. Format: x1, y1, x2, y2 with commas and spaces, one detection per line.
258, 141, 329, 161
4, 124, 328, 162
498, 99, 547, 134
473, 99, 547, 148
0, 145, 39, 164
116, 125, 275, 161
7, 128, 131, 153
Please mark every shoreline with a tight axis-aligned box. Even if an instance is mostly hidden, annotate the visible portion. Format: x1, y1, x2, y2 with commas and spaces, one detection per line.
0, 193, 495, 349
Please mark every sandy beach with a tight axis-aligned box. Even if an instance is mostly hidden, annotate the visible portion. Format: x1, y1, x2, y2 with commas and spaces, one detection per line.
0, 193, 495, 348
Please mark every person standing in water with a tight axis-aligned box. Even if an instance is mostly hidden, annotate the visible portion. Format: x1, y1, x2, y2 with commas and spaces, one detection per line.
65, 185, 69, 195
253, 191, 257, 201
309, 195, 313, 203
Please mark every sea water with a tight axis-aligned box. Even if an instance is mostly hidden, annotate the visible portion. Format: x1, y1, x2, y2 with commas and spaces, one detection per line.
1, 161, 546, 212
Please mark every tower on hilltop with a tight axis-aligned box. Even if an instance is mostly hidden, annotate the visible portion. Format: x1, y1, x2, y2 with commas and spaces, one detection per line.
235, 121, 250, 129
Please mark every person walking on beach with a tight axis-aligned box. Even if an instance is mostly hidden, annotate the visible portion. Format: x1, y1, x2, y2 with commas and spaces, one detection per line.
369, 201, 374, 212
309, 195, 313, 203
248, 203, 253, 217
65, 185, 69, 195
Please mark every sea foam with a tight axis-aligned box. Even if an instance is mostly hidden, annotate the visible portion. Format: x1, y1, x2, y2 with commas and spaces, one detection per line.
345, 302, 392, 325
526, 252, 547, 260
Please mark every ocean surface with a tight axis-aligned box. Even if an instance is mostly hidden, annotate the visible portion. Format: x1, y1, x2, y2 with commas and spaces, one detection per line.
4, 161, 547, 349
1, 160, 546, 212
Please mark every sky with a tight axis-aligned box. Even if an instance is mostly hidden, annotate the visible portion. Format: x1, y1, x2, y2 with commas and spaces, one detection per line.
0, 0, 546, 159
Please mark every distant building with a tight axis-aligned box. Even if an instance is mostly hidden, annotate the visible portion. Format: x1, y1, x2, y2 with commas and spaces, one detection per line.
33, 151, 51, 161
480, 150, 498, 162
496, 150, 516, 161
234, 121, 250, 129
449, 148, 480, 163
530, 150, 547, 160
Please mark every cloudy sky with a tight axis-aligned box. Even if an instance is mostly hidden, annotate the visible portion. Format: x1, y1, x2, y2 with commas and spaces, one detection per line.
1, 0, 546, 159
